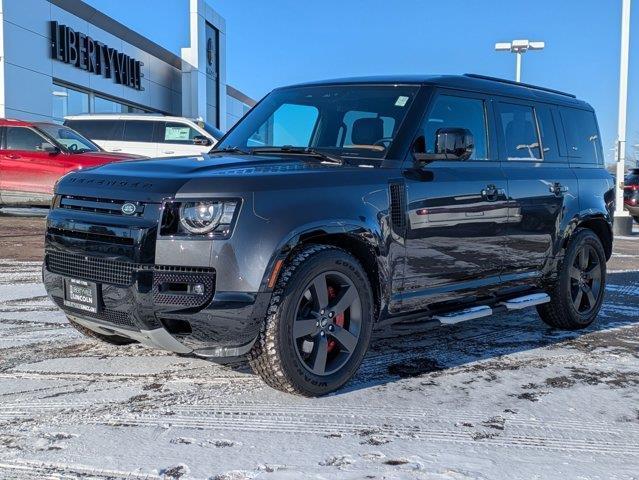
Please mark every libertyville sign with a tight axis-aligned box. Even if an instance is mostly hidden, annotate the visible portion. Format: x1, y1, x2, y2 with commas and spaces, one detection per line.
49, 21, 144, 91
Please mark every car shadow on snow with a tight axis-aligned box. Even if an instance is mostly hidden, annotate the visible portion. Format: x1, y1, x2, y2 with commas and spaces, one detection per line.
212, 271, 639, 395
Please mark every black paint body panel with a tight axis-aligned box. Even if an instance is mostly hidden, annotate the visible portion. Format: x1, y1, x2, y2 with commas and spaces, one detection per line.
42, 75, 614, 355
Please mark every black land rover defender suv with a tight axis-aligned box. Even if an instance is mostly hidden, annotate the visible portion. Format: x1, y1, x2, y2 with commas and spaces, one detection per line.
44, 74, 614, 396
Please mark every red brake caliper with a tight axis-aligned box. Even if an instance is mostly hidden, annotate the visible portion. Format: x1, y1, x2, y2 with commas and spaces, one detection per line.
326, 285, 346, 353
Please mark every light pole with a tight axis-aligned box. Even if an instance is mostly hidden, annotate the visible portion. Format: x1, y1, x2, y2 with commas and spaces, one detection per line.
614, 0, 634, 235
495, 40, 545, 82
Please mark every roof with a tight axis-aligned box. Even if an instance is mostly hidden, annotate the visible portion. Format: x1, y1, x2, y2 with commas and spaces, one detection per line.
0, 119, 71, 127
0, 119, 39, 127
227, 85, 257, 107
63, 114, 198, 122
284, 74, 591, 109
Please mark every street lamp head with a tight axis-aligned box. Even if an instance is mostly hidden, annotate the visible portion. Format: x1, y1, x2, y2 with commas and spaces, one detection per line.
495, 38, 545, 83
495, 39, 545, 53
511, 39, 530, 50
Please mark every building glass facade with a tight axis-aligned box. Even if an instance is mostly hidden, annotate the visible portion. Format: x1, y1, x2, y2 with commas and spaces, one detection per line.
0, 0, 253, 130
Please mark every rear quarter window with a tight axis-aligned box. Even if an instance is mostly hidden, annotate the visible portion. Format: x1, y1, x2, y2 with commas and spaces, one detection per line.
65, 120, 124, 141
560, 108, 603, 164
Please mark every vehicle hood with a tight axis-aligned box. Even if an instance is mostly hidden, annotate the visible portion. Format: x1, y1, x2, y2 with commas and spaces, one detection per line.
55, 153, 388, 202
75, 151, 145, 161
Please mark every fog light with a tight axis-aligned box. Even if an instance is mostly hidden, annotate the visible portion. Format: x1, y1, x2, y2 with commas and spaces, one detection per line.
191, 283, 205, 295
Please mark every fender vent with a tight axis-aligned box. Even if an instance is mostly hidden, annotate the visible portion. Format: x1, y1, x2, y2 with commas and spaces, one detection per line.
389, 182, 407, 235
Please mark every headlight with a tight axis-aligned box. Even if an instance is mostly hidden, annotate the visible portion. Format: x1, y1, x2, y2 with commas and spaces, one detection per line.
163, 199, 240, 237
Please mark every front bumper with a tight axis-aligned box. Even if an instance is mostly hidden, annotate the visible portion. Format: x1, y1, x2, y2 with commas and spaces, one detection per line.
43, 252, 267, 357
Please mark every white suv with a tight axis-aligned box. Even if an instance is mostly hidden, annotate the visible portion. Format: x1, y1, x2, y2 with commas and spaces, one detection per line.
64, 114, 224, 158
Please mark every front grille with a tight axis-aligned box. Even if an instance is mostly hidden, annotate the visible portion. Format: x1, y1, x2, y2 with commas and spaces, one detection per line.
53, 296, 136, 329
47, 251, 138, 286
59, 195, 146, 217
48, 227, 135, 245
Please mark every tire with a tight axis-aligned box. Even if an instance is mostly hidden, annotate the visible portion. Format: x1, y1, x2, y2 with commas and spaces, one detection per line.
66, 316, 136, 345
248, 244, 374, 396
537, 229, 606, 330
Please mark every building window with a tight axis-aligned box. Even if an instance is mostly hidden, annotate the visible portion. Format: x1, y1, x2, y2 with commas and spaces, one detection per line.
93, 96, 121, 113
52, 85, 89, 121
52, 82, 156, 122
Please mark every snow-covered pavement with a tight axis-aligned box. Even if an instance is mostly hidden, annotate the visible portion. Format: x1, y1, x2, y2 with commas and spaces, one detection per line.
0, 257, 638, 479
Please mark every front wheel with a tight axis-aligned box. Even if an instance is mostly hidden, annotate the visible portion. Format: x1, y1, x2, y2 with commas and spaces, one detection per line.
537, 229, 606, 330
249, 245, 374, 396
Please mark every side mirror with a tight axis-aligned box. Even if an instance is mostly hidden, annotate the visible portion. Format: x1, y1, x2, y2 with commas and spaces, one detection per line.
41, 142, 60, 154
412, 128, 475, 164
193, 135, 212, 146
434, 127, 474, 161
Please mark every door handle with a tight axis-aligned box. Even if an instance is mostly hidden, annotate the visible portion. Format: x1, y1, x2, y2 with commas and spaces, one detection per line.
549, 182, 569, 196
111, 148, 122, 152
481, 185, 505, 202
3, 154, 20, 160
162, 150, 175, 155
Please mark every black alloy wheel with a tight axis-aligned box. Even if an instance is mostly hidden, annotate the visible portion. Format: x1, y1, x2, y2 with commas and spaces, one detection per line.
292, 271, 363, 376
569, 244, 603, 315
537, 228, 606, 330
249, 244, 374, 396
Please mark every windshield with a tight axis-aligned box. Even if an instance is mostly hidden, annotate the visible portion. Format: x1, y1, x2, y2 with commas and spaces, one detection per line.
217, 84, 420, 160
35, 124, 101, 153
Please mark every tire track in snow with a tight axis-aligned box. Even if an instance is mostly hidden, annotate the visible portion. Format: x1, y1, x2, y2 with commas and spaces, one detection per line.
0, 460, 161, 480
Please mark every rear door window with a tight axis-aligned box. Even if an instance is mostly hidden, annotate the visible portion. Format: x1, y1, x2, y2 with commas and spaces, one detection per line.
123, 120, 156, 143
65, 120, 124, 141
5, 127, 47, 151
497, 102, 541, 160
560, 108, 603, 164
157, 122, 201, 144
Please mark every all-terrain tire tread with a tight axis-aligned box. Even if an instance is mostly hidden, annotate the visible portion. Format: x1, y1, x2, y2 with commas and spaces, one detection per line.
536, 228, 606, 330
248, 244, 366, 396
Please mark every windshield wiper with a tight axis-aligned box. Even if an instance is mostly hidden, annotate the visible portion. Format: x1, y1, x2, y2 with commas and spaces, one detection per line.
210, 146, 251, 155
252, 146, 343, 165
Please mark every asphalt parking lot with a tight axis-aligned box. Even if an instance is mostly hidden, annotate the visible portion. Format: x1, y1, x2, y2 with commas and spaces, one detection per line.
0, 213, 637, 479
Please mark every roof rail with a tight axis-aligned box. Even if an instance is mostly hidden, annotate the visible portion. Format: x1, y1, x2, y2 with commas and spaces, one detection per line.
463, 73, 576, 98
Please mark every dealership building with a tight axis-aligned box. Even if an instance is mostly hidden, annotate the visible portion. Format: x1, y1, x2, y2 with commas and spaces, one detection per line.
0, 0, 254, 131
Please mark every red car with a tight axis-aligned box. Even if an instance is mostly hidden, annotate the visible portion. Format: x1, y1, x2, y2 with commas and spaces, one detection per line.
0, 119, 140, 206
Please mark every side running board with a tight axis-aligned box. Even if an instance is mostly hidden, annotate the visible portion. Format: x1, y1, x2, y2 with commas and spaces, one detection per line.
499, 293, 550, 310
434, 306, 493, 325
432, 293, 551, 325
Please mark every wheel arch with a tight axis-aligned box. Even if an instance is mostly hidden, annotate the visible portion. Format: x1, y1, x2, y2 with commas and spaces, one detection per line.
567, 214, 613, 260
262, 222, 388, 322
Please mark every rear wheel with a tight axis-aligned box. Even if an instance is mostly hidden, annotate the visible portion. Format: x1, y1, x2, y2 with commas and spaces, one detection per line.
537, 229, 606, 330
66, 316, 136, 345
249, 245, 374, 396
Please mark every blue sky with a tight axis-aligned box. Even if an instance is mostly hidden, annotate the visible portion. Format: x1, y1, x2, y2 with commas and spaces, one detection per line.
85, 0, 637, 164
